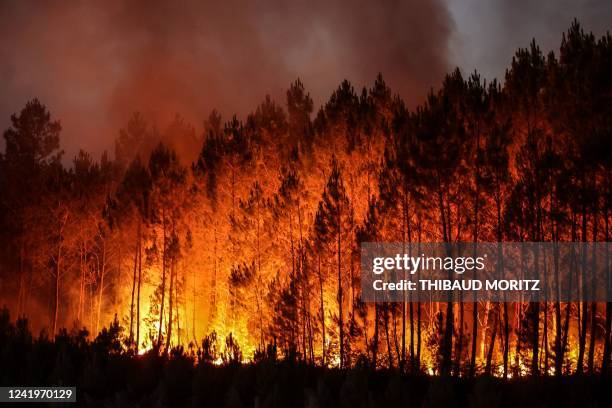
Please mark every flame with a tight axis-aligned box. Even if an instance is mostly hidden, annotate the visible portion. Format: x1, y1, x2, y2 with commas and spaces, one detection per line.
116, 281, 594, 376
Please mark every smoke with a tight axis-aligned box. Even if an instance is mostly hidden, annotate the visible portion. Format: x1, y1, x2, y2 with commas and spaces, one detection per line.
446, 0, 612, 81
0, 0, 453, 159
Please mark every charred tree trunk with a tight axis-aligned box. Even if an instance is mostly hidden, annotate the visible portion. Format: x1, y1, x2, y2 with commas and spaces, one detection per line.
17, 242, 26, 316
78, 241, 85, 323
373, 302, 379, 367
158, 213, 167, 348
437, 179, 454, 376
136, 224, 142, 354
52, 210, 67, 338
96, 239, 107, 335
602, 194, 610, 377
531, 251, 540, 376
129, 227, 139, 345
587, 211, 598, 374
485, 307, 498, 375
577, 206, 588, 374
402, 190, 409, 367
468, 149, 482, 378
416, 220, 423, 370
384, 308, 393, 368
337, 204, 344, 368
317, 254, 326, 366
166, 243, 175, 351
561, 211, 578, 375
553, 242, 563, 376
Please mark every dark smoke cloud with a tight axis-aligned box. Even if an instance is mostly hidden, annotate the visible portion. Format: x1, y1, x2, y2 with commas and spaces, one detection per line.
447, 0, 612, 81
0, 0, 453, 159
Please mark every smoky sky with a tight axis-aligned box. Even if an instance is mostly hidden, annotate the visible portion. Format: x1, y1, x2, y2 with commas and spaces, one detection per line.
446, 0, 612, 81
0, 0, 452, 158
1, 0, 610, 159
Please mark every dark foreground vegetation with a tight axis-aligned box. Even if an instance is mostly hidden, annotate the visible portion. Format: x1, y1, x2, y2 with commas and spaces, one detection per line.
0, 310, 609, 408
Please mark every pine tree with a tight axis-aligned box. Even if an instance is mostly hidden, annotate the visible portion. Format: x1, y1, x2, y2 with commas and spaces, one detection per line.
314, 156, 354, 368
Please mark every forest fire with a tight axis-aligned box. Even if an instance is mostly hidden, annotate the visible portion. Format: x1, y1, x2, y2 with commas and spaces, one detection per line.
0, 17, 610, 408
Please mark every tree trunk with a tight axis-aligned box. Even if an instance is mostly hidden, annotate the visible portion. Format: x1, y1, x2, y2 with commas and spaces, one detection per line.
384, 308, 393, 368
136, 224, 142, 354
96, 271, 105, 335
96, 240, 107, 335
158, 213, 167, 348
52, 213, 65, 338
209, 224, 218, 327
530, 303, 540, 376
337, 207, 344, 368
437, 182, 454, 376
373, 302, 379, 367
318, 254, 326, 366
577, 208, 588, 374
192, 252, 197, 343
416, 221, 423, 370
587, 211, 598, 374
553, 244, 563, 376
53, 247, 60, 338
176, 264, 181, 346
166, 245, 175, 351
18, 243, 26, 316
456, 301, 464, 375
485, 307, 498, 375
468, 171, 482, 378
130, 230, 138, 344
503, 302, 509, 378
402, 191, 409, 367
78, 241, 85, 323
392, 306, 401, 365
602, 198, 610, 377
